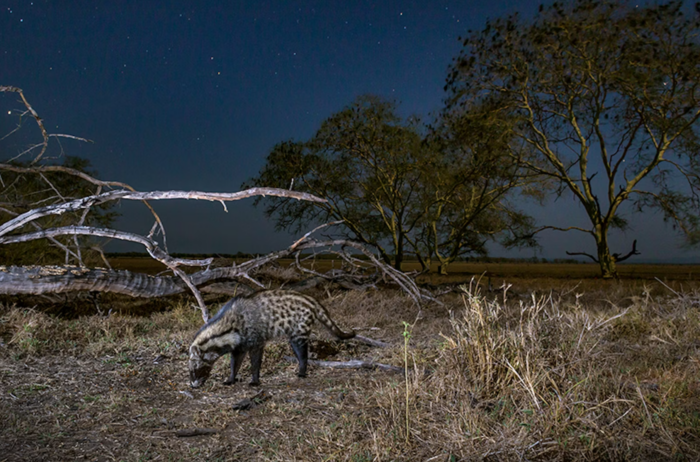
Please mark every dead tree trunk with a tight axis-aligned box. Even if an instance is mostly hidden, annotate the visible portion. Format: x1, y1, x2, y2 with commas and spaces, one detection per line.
0, 237, 434, 318
0, 188, 327, 321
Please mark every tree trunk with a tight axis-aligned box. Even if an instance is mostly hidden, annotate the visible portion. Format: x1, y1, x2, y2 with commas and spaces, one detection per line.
394, 235, 403, 271
393, 256, 402, 271
0, 265, 216, 297
415, 254, 431, 273
596, 237, 617, 279
435, 252, 451, 275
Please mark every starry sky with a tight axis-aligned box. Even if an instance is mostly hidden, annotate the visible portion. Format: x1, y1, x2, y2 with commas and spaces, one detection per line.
1, 0, 698, 263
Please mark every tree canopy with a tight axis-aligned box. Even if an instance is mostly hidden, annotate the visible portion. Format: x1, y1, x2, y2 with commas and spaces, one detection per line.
444, 0, 700, 278
245, 95, 537, 272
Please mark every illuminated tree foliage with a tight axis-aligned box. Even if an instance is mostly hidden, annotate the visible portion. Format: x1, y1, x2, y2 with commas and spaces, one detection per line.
246, 95, 536, 272
445, 0, 700, 278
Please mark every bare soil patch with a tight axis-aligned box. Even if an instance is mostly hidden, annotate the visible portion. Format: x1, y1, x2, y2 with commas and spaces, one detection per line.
0, 289, 419, 461
1, 281, 699, 460
1, 346, 386, 461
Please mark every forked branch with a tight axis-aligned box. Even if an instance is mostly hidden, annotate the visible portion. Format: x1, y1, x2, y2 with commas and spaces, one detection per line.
566, 239, 640, 263
565, 249, 599, 262
613, 239, 640, 263
1, 86, 91, 164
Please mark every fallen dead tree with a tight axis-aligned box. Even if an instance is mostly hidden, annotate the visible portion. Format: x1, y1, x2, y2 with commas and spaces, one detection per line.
0, 235, 433, 320
0, 187, 328, 321
0, 87, 433, 323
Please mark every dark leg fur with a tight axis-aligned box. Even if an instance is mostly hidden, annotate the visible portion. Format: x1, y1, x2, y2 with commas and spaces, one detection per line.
224, 350, 246, 385
290, 337, 309, 378
248, 346, 264, 386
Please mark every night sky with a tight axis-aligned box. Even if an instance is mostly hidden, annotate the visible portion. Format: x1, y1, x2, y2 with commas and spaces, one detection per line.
2, 0, 697, 263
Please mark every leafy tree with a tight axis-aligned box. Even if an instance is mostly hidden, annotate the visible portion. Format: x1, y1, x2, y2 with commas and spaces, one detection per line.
415, 114, 543, 274
0, 156, 118, 265
245, 95, 425, 269
246, 95, 537, 272
444, 0, 700, 278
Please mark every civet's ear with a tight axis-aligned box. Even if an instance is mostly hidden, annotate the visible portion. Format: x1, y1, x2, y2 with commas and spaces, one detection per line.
189, 345, 201, 358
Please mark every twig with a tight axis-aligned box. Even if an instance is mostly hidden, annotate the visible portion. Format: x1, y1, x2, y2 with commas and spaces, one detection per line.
1, 86, 51, 163
565, 249, 599, 263
91, 246, 113, 270
614, 239, 640, 262
654, 277, 680, 297
170, 267, 208, 321
283, 356, 403, 374
352, 334, 390, 348
635, 381, 654, 429
290, 220, 343, 250
174, 428, 219, 437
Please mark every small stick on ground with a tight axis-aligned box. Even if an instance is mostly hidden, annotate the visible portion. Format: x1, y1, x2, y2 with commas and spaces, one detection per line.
654, 277, 680, 297
284, 356, 403, 374
174, 427, 219, 437
353, 334, 390, 348
232, 390, 271, 411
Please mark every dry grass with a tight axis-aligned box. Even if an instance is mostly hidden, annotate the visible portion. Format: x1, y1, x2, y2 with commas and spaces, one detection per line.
357, 284, 700, 460
108, 256, 169, 274
1, 280, 699, 461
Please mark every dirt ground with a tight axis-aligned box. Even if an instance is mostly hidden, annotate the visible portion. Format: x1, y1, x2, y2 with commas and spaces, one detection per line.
1, 341, 387, 461
2, 270, 699, 461
0, 288, 431, 461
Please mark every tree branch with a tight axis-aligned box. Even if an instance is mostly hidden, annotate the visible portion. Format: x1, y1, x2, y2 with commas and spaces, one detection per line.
0, 188, 327, 239
283, 356, 403, 373
613, 239, 639, 263
565, 250, 599, 263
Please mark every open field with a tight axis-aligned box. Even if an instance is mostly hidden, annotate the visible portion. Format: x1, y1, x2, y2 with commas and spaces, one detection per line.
108, 256, 700, 281
1, 269, 699, 461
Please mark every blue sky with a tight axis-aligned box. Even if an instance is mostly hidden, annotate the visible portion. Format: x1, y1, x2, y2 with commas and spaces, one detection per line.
2, 0, 698, 263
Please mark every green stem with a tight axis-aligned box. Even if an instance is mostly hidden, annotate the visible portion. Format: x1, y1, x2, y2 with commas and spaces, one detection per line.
402, 321, 411, 444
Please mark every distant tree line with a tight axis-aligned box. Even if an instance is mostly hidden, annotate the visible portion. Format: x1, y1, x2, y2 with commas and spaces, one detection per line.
247, 0, 700, 278
106, 251, 586, 265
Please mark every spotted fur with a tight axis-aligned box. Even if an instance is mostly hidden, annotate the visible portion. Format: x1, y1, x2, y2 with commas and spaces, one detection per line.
188, 289, 355, 388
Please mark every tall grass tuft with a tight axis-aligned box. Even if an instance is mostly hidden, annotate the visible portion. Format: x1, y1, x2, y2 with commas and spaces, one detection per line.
362, 284, 700, 460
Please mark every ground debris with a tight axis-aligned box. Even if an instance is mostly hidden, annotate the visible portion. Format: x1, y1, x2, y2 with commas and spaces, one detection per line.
174, 427, 219, 437
231, 389, 270, 411
284, 355, 403, 373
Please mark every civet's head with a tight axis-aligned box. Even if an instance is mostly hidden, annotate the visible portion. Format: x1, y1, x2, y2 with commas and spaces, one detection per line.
188, 345, 217, 388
